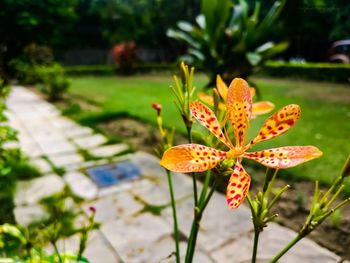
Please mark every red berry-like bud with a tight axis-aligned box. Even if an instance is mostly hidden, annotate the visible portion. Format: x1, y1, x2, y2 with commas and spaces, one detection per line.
89, 206, 96, 213
151, 103, 162, 115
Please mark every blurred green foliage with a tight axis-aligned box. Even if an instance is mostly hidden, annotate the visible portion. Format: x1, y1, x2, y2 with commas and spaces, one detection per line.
36, 64, 70, 101
262, 61, 350, 83
167, 0, 289, 86
1, 0, 350, 72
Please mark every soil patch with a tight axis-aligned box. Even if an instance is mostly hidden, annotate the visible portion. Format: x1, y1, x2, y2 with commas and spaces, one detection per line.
101, 117, 350, 261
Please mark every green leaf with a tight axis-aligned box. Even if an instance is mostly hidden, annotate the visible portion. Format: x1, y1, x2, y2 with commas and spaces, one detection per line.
201, 0, 231, 44
196, 15, 205, 29
0, 224, 26, 244
258, 41, 289, 58
166, 29, 200, 49
246, 52, 262, 66
177, 21, 193, 32
256, 0, 286, 37
256, 42, 274, 53
188, 49, 205, 61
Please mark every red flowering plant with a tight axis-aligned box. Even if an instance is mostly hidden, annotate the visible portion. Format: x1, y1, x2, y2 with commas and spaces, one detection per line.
154, 63, 349, 263
111, 41, 137, 74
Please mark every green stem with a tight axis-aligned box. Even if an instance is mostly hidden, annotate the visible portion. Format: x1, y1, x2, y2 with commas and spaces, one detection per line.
270, 233, 304, 263
201, 176, 219, 211
166, 170, 180, 263
185, 175, 219, 262
186, 125, 198, 207
263, 168, 279, 198
252, 229, 260, 263
341, 155, 350, 178
198, 170, 212, 205
185, 217, 200, 263
51, 241, 63, 263
246, 194, 260, 263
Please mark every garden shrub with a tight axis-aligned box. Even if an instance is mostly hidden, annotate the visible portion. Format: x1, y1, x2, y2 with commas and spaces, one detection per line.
24, 43, 54, 66
262, 61, 350, 83
112, 41, 137, 74
8, 44, 54, 85
36, 63, 70, 101
167, 0, 288, 86
65, 64, 116, 76
64, 63, 177, 76
8, 58, 39, 84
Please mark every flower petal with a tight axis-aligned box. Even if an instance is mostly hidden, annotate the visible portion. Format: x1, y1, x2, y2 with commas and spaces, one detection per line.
197, 92, 213, 105
216, 75, 228, 101
251, 104, 300, 145
190, 101, 231, 147
252, 101, 275, 117
160, 144, 227, 172
243, 146, 323, 169
249, 87, 256, 98
226, 78, 253, 148
226, 161, 251, 209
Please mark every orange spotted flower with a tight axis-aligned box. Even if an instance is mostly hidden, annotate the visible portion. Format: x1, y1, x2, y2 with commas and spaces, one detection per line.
198, 75, 275, 117
160, 78, 322, 209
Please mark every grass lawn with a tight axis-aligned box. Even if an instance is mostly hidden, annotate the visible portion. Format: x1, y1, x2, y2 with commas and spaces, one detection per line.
65, 74, 350, 193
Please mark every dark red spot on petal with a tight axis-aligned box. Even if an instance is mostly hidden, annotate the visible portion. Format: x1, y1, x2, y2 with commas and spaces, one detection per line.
234, 194, 241, 200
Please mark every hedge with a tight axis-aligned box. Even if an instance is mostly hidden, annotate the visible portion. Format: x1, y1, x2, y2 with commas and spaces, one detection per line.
65, 63, 177, 76
261, 61, 350, 83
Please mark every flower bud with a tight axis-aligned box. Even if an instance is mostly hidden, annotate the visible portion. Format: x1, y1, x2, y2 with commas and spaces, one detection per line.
151, 103, 162, 116
89, 206, 96, 213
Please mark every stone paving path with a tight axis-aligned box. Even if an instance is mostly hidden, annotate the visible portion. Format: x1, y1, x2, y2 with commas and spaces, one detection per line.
6, 86, 344, 263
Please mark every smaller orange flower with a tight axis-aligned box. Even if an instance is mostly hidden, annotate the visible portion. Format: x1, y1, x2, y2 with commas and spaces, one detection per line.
198, 75, 275, 118
160, 78, 322, 209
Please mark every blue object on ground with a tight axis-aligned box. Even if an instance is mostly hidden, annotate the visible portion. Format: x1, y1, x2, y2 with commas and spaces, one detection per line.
87, 161, 141, 188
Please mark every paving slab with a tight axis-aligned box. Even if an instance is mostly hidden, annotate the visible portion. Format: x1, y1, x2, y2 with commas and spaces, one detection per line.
34, 103, 60, 117
37, 138, 76, 156
30, 158, 52, 173
49, 152, 84, 168
64, 171, 98, 200
97, 180, 135, 197
162, 193, 253, 253
31, 130, 66, 142
50, 116, 80, 130
83, 192, 143, 223
14, 204, 48, 226
20, 142, 43, 158
129, 151, 166, 177
15, 174, 65, 206
73, 134, 107, 149
211, 222, 340, 263
100, 213, 172, 263
89, 143, 129, 158
63, 126, 93, 139
83, 231, 121, 263
130, 172, 194, 206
